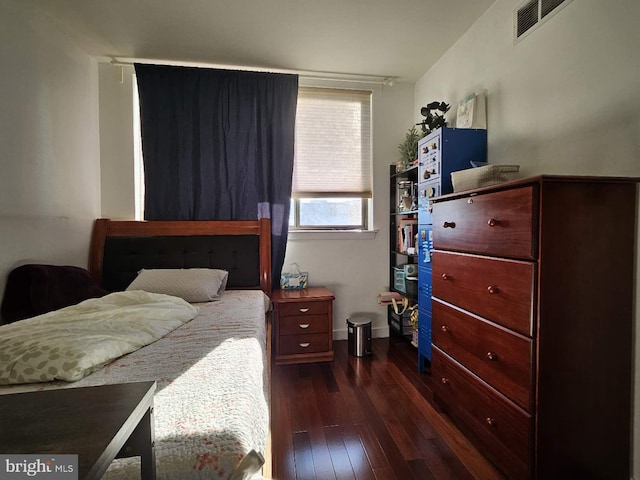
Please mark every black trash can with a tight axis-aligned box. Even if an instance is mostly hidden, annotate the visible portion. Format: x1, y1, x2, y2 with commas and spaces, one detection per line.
347, 315, 372, 357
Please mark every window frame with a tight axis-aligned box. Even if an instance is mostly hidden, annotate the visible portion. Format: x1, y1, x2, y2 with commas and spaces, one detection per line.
289, 86, 373, 231
290, 197, 369, 231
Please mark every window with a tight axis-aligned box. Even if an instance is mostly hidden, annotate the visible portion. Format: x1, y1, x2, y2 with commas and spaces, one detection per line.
291, 87, 372, 230
133, 83, 373, 227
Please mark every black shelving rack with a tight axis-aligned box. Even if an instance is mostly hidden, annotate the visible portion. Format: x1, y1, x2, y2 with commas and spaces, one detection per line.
388, 164, 418, 339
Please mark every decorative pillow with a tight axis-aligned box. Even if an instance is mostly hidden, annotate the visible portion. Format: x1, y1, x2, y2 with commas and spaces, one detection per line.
1, 264, 109, 324
126, 268, 228, 303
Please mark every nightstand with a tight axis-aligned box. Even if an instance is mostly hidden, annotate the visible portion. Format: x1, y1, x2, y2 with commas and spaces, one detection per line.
272, 287, 334, 365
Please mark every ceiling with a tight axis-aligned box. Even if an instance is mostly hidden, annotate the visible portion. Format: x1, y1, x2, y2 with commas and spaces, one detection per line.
28, 0, 495, 82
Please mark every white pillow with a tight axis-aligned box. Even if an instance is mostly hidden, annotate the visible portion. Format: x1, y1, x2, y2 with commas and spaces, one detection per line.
126, 268, 229, 303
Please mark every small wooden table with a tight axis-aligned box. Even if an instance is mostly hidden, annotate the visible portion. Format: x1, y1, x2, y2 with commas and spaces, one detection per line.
272, 287, 335, 365
0, 381, 157, 480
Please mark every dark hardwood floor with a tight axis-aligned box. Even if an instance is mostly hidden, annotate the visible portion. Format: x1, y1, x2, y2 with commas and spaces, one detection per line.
271, 337, 505, 480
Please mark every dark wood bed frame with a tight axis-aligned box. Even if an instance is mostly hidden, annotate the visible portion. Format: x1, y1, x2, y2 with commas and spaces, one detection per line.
89, 218, 272, 295
87, 217, 273, 478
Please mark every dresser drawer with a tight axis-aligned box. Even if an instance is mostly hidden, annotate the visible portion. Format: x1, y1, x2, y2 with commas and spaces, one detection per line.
433, 347, 532, 480
432, 251, 535, 336
279, 314, 329, 335
279, 301, 329, 317
279, 333, 330, 355
432, 299, 533, 411
432, 186, 536, 260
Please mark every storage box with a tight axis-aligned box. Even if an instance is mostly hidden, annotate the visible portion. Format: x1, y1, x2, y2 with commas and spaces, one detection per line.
403, 264, 417, 277
389, 309, 414, 336
451, 164, 520, 192
393, 267, 406, 292
405, 277, 417, 296
394, 264, 417, 293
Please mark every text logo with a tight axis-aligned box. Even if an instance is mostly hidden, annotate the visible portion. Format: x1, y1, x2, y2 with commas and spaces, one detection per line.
0, 455, 77, 480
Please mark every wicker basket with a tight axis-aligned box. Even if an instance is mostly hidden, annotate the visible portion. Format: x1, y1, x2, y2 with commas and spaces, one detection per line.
451, 164, 520, 192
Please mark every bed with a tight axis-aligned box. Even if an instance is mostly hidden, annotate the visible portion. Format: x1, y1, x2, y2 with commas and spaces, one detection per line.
0, 218, 273, 480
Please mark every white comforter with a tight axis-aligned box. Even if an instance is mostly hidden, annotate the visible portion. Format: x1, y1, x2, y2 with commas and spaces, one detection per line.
0, 291, 198, 385
0, 290, 269, 480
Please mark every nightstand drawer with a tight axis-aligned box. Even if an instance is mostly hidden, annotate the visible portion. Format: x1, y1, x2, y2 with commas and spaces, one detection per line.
279, 333, 330, 355
279, 302, 329, 317
432, 299, 533, 411
279, 315, 329, 335
432, 250, 535, 336
433, 347, 531, 480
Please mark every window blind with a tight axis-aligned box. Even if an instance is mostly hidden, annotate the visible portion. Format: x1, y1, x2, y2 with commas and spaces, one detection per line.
292, 87, 372, 198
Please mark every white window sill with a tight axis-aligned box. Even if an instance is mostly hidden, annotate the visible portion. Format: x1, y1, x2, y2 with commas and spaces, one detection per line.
288, 229, 379, 241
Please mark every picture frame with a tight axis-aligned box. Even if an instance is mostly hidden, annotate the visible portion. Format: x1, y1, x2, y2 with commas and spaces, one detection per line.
456, 93, 486, 129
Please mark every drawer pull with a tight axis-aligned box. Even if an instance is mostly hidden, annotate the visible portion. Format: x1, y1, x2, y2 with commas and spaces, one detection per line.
442, 273, 451, 281
487, 218, 500, 227
440, 325, 449, 333
299, 342, 311, 348
443, 221, 456, 228
441, 377, 449, 385
486, 351, 498, 361
487, 285, 499, 294
486, 417, 497, 427
298, 323, 310, 329
299, 307, 310, 313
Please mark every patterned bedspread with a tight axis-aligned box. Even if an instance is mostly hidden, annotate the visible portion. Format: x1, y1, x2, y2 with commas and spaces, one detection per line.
0, 290, 270, 480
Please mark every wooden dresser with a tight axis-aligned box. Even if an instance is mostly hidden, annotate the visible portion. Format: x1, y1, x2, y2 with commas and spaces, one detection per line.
273, 287, 334, 365
430, 176, 636, 479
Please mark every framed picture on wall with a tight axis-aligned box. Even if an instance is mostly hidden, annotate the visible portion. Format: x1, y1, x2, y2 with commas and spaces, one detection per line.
456, 93, 486, 129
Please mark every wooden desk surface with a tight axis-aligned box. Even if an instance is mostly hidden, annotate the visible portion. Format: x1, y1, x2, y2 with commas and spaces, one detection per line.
0, 381, 156, 480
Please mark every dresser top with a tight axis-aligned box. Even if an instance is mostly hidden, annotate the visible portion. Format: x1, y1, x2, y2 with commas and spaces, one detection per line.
433, 174, 640, 202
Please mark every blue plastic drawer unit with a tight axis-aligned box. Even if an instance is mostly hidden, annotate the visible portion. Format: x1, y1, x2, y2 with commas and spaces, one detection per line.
416, 127, 486, 372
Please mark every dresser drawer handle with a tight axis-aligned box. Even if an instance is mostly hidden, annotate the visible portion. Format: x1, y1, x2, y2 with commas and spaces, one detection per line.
443, 221, 456, 228
441, 377, 449, 385
487, 285, 499, 294
440, 325, 449, 333
487, 218, 500, 227
486, 417, 497, 427
299, 342, 310, 348
486, 351, 498, 361
442, 273, 451, 281
299, 307, 310, 313
298, 323, 310, 329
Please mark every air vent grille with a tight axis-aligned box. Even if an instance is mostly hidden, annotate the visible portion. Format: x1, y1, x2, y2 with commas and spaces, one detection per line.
514, 0, 573, 41
517, 0, 539, 37
541, 0, 564, 18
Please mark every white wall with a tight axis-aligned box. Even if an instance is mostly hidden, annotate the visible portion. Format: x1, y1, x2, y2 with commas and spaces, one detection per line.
99, 63, 136, 219
0, 0, 101, 315
99, 70, 416, 338
413, 0, 640, 476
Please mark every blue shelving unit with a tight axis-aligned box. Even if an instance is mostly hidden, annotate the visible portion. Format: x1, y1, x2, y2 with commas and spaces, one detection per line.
416, 127, 487, 372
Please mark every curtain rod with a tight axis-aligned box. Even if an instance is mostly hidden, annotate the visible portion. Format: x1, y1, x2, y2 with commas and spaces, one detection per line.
109, 57, 395, 86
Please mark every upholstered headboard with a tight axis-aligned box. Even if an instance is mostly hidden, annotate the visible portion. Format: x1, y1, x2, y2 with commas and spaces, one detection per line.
89, 219, 272, 295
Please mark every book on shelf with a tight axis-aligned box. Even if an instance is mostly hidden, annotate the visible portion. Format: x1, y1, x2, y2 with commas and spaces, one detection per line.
397, 217, 418, 254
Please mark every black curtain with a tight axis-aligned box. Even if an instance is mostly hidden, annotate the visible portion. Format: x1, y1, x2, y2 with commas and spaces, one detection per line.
134, 64, 298, 290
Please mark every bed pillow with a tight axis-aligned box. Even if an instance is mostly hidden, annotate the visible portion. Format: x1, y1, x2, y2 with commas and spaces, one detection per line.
126, 268, 228, 303
1, 264, 109, 324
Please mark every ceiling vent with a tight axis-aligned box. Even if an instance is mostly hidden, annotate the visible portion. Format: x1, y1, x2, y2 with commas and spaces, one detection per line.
514, 0, 573, 42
